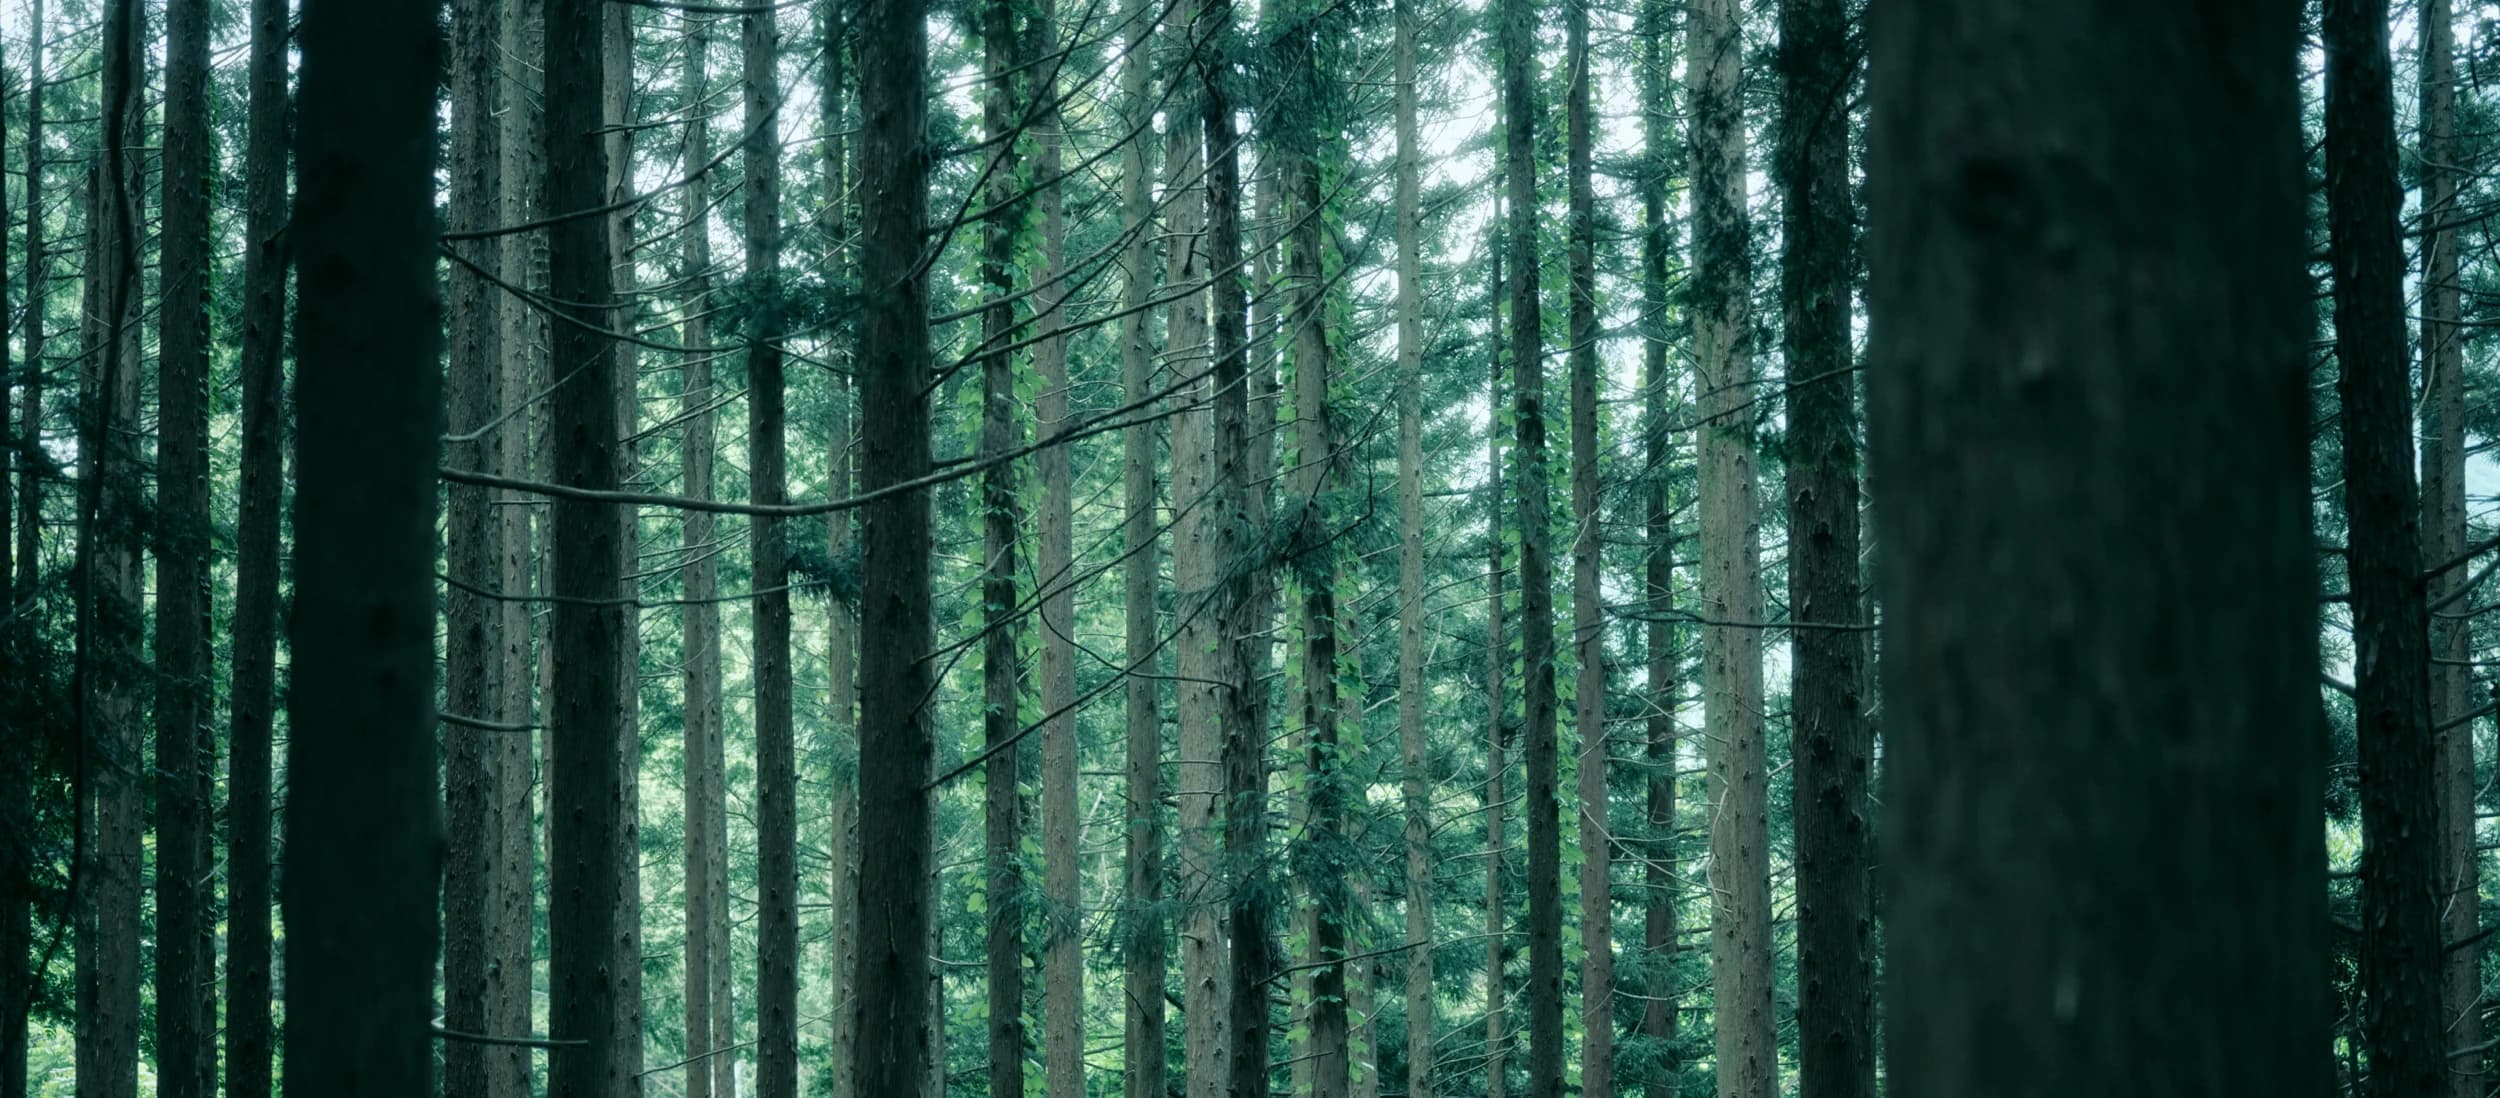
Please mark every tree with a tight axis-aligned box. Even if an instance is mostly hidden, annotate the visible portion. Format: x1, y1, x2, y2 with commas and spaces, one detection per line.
1393, 0, 1434, 1091
1119, 0, 1170, 1090
1778, 0, 1872, 1091
1564, 0, 1613, 1087
678, 18, 729, 1098
1637, 0, 1679, 1092
2324, 0, 2448, 1093
1867, 2, 2327, 1095
2418, 0, 2480, 1087
852, 0, 939, 1083
545, 0, 628, 1091
283, 0, 444, 1095
1690, 0, 1774, 1090
1485, 166, 1512, 1098
601, 10, 648, 1086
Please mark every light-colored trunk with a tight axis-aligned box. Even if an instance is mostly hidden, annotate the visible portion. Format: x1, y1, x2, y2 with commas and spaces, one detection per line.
1032, 0, 1083, 1089
1393, 0, 1435, 1085
603, 9, 647, 1087
678, 13, 727, 1098
1484, 172, 1511, 1098
1565, 0, 1614, 1090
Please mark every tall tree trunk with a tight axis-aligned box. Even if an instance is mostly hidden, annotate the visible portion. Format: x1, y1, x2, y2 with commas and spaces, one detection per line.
447, 0, 507, 1092
74, 5, 144, 1092
1637, 0, 1678, 1091
1485, 170, 1511, 1098
978, 0, 1031, 1090
1166, 0, 1228, 1085
678, 21, 726, 1098
1392, 0, 1433, 1090
603, 9, 649, 1089
1564, 0, 1613, 1088
155, 0, 215, 1090
1501, 0, 1564, 1086
1690, 0, 1774, 1091
853, 0, 939, 1077
1030, 0, 1083, 1088
1120, 0, 1170, 1089
10, 0, 33, 618
492, 5, 547, 1096
546, 1, 629, 1092
1866, 2, 2326, 1095
2419, 0, 2481, 1084
1778, 0, 1871, 1092
2324, 0, 2448, 1092
285, 0, 445, 1093
2, 9, 36, 1075
740, 6, 801, 1095
818, 6, 861, 1095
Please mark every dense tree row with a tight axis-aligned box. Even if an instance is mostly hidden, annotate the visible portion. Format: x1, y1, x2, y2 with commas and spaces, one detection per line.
0, 0, 2487, 1096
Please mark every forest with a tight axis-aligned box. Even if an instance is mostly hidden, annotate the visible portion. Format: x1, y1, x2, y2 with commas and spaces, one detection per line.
0, 0, 2450, 1095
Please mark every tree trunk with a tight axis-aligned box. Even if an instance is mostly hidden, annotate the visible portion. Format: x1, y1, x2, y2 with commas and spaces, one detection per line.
1637, 0, 1678, 1091
818, 6, 861, 1095
1564, 0, 1613, 1089
9, 0, 33, 618
2, 10, 36, 1076
677, 19, 726, 1098
285, 1, 445, 1094
1866, 3, 2327, 1095
546, 1, 629, 1092
1485, 169, 1511, 1098
447, 0, 507, 1092
1392, 0, 1433, 1090
1119, 0, 1169, 1089
1030, 0, 1083, 1088
2419, 0, 2481, 1085
493, 4, 547, 1095
1166, 0, 1228, 1085
1778, 0, 1871, 1092
853, 0, 939, 1084
1501, 0, 1564, 1087
74, 5, 144, 1092
154, 0, 215, 1085
1690, 0, 1774, 1091
602, 9, 648, 1088
2324, 0, 2448, 1093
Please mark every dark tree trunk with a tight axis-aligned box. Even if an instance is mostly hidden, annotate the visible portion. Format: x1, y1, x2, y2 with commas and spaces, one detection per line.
1867, 1, 2329, 1095
740, 7, 799, 1096
2323, 1, 2450, 1094
545, 1, 628, 1093
1778, 0, 1872, 1092
2, 7, 32, 1088
1564, 0, 1612, 1088
284, 1, 445, 1096
1118, 0, 1168, 1089
852, 0, 938, 1086
1485, 173, 1510, 1098
977, 0, 1029, 1090
1637, 0, 1678, 1091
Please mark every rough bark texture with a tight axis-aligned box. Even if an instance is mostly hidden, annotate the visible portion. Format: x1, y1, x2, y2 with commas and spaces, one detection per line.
1867, 2, 2328, 1095
1485, 174, 1511, 1098
2419, 0, 2482, 1084
1033, 0, 1083, 1086
852, 0, 938, 1084
1689, 0, 1775, 1092
1502, 0, 1565, 1087
154, 0, 215, 1087
602, 10, 648, 1088
1120, 0, 1170, 1090
546, 2, 629, 1092
447, 0, 507, 1092
1392, 0, 1434, 1091
285, 1, 445, 1094
1637, 0, 1678, 1091
1165, 0, 1228, 1084
492, 6, 546, 1096
678, 19, 727, 1098
1564, 0, 1613, 1089
819, 7, 861, 1093
2324, 1, 2449, 1093
739, 8, 800, 1096
73, 7, 143, 1093
1778, 0, 1872, 1092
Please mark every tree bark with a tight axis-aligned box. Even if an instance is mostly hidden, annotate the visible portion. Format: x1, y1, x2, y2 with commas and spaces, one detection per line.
1778, 0, 1871, 1092
2419, 0, 2481, 1085
285, 1, 445, 1094
1120, 0, 1170, 1089
546, 1, 629, 1092
2324, 0, 2448, 1093
677, 19, 727, 1098
1564, 0, 1613, 1088
1485, 168, 1511, 1098
603, 9, 648, 1088
1392, 0, 1434, 1090
853, 0, 939, 1084
447, 0, 507, 1091
1637, 0, 1678, 1090
1689, 0, 1774, 1092
1866, 3, 2327, 1095
9, 0, 33, 620
149, 0, 215, 1090
818, 6, 861, 1095
1501, 0, 1564, 1087
74, 5, 144, 1093
1031, 0, 1083, 1087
